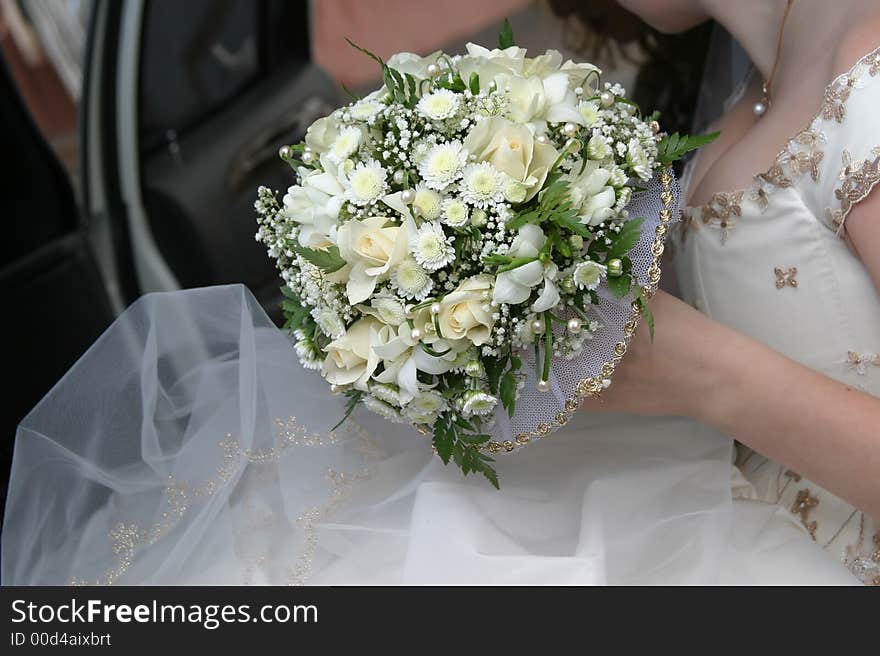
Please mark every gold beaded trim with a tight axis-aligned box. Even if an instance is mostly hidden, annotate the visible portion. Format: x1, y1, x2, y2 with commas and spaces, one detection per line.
479, 167, 676, 455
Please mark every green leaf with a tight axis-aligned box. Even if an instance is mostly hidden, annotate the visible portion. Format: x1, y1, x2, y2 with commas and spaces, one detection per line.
551, 211, 591, 238
657, 131, 720, 165
482, 253, 512, 267
469, 72, 480, 95
633, 288, 655, 342
331, 390, 364, 431
500, 372, 517, 418
484, 353, 508, 395
608, 217, 646, 258
642, 298, 655, 341
340, 83, 360, 101
498, 18, 515, 49
279, 287, 309, 331
432, 419, 454, 464
293, 244, 347, 273
607, 273, 632, 299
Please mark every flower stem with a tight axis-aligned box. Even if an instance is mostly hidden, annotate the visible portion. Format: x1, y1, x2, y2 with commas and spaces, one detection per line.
541, 312, 553, 382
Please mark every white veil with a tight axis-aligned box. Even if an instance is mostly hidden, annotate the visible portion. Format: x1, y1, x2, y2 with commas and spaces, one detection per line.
1, 285, 407, 584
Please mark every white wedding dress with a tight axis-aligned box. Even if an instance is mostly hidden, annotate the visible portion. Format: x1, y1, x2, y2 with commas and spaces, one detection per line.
3, 48, 878, 587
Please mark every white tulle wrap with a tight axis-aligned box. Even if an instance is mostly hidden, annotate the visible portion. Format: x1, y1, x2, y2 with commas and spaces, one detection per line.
3, 278, 762, 585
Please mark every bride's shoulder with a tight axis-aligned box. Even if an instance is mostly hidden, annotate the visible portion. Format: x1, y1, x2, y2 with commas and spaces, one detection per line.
832, 13, 880, 78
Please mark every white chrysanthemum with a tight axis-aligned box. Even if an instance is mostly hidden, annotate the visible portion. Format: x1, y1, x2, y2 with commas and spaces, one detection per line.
578, 100, 600, 126
416, 89, 460, 121
371, 383, 403, 407
587, 133, 610, 160
294, 336, 322, 370
573, 260, 607, 291
609, 165, 628, 187
459, 162, 505, 208
371, 296, 407, 325
413, 186, 443, 220
363, 395, 405, 422
627, 139, 652, 180
350, 98, 383, 122
390, 257, 434, 300
329, 126, 362, 161
412, 221, 455, 271
441, 198, 470, 227
345, 160, 388, 205
418, 141, 467, 190
404, 390, 447, 424
461, 390, 497, 417
614, 186, 632, 212
311, 306, 346, 338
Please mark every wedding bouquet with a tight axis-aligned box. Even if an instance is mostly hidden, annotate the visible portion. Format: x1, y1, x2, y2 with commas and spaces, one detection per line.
255, 22, 713, 487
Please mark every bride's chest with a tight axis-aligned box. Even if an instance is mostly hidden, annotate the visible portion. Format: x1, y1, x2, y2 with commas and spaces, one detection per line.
672, 188, 880, 392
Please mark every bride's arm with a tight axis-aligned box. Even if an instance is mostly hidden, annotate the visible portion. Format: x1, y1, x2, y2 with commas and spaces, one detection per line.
581, 285, 880, 519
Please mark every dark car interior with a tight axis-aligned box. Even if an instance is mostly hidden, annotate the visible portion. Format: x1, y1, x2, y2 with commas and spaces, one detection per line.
0, 0, 340, 517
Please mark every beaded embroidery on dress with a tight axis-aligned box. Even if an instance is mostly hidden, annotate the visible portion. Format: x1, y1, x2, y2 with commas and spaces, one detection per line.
675, 46, 880, 585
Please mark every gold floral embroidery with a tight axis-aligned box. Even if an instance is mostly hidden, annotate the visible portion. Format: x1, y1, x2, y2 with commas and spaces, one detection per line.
681, 46, 880, 243
73, 418, 376, 585
791, 488, 820, 539
789, 150, 824, 181
820, 74, 858, 122
774, 266, 798, 289
828, 148, 880, 233
846, 351, 880, 374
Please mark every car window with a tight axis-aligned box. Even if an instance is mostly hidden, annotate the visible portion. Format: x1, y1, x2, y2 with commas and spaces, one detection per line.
139, 0, 261, 153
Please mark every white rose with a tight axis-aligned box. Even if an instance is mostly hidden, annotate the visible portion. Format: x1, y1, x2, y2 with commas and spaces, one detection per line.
457, 43, 526, 86
337, 216, 408, 304
304, 115, 339, 153
283, 167, 345, 247
499, 71, 583, 129
463, 116, 557, 202
386, 50, 442, 78
559, 59, 601, 90
321, 317, 386, 390
503, 75, 548, 124
522, 49, 564, 78
437, 275, 496, 346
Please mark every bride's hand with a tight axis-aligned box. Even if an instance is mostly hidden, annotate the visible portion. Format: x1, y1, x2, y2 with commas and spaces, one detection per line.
580, 290, 730, 419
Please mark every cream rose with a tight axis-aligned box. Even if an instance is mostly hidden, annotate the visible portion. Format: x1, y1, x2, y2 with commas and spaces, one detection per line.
437, 275, 495, 346
337, 216, 408, 304
321, 317, 386, 390
463, 117, 557, 202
